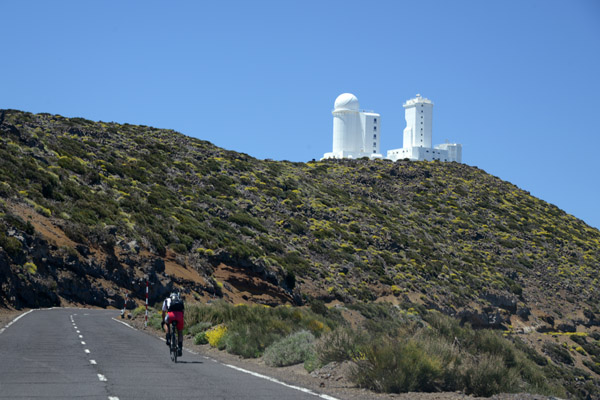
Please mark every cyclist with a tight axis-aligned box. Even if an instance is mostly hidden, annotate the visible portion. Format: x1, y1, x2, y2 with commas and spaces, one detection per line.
161, 290, 185, 357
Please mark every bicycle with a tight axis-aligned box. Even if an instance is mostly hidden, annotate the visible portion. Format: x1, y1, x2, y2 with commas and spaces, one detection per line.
168, 320, 178, 363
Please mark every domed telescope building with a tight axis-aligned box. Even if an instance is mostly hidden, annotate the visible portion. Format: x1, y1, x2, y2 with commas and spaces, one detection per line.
322, 93, 462, 163
321, 93, 382, 160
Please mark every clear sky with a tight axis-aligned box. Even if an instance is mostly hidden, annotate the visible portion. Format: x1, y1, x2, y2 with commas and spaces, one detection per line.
1, 1, 599, 229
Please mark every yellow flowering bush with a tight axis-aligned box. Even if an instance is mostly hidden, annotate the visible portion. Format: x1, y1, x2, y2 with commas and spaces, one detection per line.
206, 325, 227, 348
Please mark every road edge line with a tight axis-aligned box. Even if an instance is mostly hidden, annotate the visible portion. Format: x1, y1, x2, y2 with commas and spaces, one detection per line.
111, 318, 138, 331
223, 363, 340, 400
0, 309, 34, 335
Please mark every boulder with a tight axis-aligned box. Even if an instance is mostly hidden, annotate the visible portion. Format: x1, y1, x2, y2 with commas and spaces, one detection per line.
458, 308, 509, 329
483, 291, 517, 313
557, 322, 577, 333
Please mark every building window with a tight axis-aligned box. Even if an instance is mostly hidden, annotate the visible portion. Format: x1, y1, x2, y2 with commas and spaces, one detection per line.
373, 142, 376, 147
373, 150, 376, 153
421, 122, 423, 124
373, 126, 377, 131
374, 118, 377, 123
373, 134, 377, 139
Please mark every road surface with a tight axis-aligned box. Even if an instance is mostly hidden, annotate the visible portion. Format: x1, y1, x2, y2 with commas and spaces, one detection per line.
0, 308, 336, 400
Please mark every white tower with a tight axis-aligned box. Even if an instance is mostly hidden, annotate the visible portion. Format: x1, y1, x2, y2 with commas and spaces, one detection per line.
332, 93, 362, 154
403, 94, 433, 148
323, 93, 382, 160
387, 94, 461, 162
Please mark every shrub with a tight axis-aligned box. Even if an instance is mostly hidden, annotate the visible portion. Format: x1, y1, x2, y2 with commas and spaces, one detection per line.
194, 332, 208, 345
264, 330, 316, 367
462, 354, 521, 396
224, 319, 290, 358
543, 342, 574, 365
23, 261, 37, 274
0, 233, 22, 257
317, 327, 368, 365
304, 351, 320, 373
147, 310, 163, 330
350, 339, 443, 393
206, 325, 227, 348
188, 321, 212, 336
132, 305, 146, 318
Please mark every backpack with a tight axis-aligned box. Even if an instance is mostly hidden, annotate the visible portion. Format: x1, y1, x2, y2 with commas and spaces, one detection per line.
168, 296, 184, 312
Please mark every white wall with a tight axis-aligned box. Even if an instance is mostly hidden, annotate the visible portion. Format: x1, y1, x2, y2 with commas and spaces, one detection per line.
403, 96, 433, 149
332, 110, 362, 154
361, 112, 380, 155
435, 143, 462, 162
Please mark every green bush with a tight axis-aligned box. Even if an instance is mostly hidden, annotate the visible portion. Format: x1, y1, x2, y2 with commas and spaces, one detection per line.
263, 330, 316, 367
188, 321, 212, 336
131, 305, 146, 318
224, 319, 290, 358
543, 342, 574, 365
0, 234, 22, 257
462, 354, 521, 396
317, 327, 367, 365
194, 332, 208, 345
351, 339, 443, 393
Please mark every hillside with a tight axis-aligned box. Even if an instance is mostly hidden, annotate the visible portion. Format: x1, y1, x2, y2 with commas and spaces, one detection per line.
1, 109, 600, 321
3, 109, 600, 397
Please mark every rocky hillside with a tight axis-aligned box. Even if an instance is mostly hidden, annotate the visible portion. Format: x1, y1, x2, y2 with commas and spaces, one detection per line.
1, 109, 599, 333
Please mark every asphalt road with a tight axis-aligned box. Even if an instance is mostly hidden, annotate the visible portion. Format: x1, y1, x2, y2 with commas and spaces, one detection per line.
0, 308, 336, 400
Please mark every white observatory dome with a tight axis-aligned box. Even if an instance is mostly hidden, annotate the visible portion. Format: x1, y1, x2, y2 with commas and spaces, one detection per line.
334, 93, 359, 111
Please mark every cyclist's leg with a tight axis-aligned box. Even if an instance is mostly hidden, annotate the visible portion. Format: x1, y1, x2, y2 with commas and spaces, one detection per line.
165, 313, 171, 345
176, 311, 184, 355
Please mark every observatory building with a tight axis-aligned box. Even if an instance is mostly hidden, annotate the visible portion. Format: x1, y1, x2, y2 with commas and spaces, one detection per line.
321, 93, 383, 160
322, 93, 462, 163
387, 94, 461, 162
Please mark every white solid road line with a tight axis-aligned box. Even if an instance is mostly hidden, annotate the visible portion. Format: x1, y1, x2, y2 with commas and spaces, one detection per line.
224, 363, 340, 400
111, 318, 138, 330
108, 397, 120, 400
0, 310, 34, 335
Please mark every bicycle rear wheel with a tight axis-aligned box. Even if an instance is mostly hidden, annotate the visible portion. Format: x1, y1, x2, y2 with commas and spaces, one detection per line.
170, 323, 178, 363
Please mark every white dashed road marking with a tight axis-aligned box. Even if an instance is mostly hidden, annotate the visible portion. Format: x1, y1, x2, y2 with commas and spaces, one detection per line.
97, 374, 107, 382
81, 341, 86, 345
85, 349, 90, 354
90, 360, 97, 365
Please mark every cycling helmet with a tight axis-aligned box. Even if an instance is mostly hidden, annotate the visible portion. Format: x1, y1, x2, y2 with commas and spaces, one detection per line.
170, 290, 181, 301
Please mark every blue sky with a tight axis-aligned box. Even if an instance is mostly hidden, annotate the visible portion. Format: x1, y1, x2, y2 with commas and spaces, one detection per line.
1, 1, 599, 229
